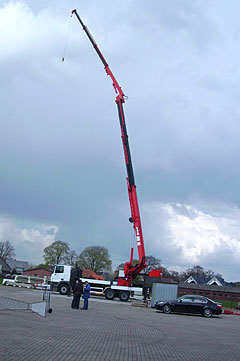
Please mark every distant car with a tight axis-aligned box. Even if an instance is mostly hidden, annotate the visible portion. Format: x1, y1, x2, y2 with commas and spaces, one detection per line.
155, 295, 222, 318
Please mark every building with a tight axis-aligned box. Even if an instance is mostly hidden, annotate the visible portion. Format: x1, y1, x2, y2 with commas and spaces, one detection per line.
184, 275, 234, 287
6, 259, 29, 274
178, 282, 240, 304
176, 275, 240, 303
0, 256, 11, 276
23, 268, 52, 279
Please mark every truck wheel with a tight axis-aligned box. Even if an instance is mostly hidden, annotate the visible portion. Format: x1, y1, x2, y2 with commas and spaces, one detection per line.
105, 288, 116, 300
59, 284, 69, 295
119, 291, 130, 302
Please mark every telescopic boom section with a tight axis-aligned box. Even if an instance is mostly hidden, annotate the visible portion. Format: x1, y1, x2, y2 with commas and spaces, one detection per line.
72, 9, 147, 286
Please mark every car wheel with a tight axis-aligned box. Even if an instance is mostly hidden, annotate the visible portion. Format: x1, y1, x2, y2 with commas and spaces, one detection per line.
203, 308, 212, 318
163, 304, 172, 314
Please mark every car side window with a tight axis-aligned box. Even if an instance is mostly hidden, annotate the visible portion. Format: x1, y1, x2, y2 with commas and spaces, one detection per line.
181, 297, 194, 303
193, 297, 207, 303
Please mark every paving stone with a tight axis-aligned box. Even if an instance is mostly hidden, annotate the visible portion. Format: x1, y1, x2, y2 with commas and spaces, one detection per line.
0, 285, 240, 361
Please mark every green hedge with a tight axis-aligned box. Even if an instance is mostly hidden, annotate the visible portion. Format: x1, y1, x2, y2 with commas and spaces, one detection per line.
215, 299, 238, 309
0, 278, 3, 285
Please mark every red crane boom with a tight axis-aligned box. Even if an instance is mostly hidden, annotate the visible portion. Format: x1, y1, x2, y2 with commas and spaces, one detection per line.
72, 9, 147, 286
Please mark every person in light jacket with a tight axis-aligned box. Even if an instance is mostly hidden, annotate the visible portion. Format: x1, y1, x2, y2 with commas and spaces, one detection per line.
82, 281, 91, 310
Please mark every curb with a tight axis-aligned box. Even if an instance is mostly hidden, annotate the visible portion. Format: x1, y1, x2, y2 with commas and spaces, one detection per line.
224, 309, 240, 316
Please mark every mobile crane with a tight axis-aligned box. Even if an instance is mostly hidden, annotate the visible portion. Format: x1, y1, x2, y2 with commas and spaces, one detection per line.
70, 9, 147, 299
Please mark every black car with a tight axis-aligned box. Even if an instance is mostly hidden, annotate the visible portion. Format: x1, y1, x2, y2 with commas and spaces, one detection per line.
155, 295, 222, 318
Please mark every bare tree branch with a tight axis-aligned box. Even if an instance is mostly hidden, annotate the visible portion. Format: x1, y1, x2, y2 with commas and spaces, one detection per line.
0, 240, 16, 261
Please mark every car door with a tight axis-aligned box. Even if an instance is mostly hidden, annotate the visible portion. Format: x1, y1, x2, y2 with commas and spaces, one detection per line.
190, 296, 206, 314
174, 296, 194, 313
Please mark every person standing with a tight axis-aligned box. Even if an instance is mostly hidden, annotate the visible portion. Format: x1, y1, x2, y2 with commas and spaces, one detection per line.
143, 286, 150, 301
143, 286, 147, 301
82, 281, 91, 310
71, 279, 83, 309
147, 287, 150, 299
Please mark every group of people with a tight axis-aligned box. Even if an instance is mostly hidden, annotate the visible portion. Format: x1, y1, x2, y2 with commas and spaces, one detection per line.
71, 279, 91, 310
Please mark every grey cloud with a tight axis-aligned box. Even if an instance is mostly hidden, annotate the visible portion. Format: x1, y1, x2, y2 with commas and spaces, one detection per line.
1, 1, 240, 280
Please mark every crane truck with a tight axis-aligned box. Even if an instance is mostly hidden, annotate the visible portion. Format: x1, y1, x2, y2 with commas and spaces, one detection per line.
51, 9, 147, 302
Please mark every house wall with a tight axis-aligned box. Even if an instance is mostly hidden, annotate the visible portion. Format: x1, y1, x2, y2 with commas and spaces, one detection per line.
0, 257, 11, 275
23, 269, 52, 278
178, 284, 240, 303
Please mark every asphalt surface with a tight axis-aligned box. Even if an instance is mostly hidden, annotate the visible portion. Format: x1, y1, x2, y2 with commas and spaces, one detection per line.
0, 285, 240, 361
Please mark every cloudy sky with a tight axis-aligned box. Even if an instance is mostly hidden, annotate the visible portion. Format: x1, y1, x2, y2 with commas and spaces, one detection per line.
1, 0, 240, 281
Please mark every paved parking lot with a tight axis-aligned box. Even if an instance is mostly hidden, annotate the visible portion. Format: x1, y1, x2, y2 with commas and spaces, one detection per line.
0, 285, 240, 361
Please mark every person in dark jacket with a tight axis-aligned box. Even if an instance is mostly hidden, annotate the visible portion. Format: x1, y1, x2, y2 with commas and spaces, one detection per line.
71, 279, 83, 309
82, 281, 91, 310
143, 286, 148, 301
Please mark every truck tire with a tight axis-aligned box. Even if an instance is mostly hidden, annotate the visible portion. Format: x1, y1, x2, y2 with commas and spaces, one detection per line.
119, 290, 130, 302
105, 288, 116, 300
59, 283, 69, 295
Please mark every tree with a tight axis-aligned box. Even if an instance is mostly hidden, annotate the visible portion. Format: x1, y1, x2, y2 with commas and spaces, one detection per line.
179, 265, 222, 281
0, 240, 15, 260
168, 270, 180, 282
78, 246, 112, 273
116, 258, 139, 271
43, 241, 70, 266
161, 269, 180, 282
65, 250, 78, 266
116, 262, 125, 270
205, 269, 223, 279
28, 263, 53, 270
144, 255, 162, 275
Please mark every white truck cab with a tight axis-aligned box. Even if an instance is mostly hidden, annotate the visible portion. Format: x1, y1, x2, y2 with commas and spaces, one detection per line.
51, 264, 82, 295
